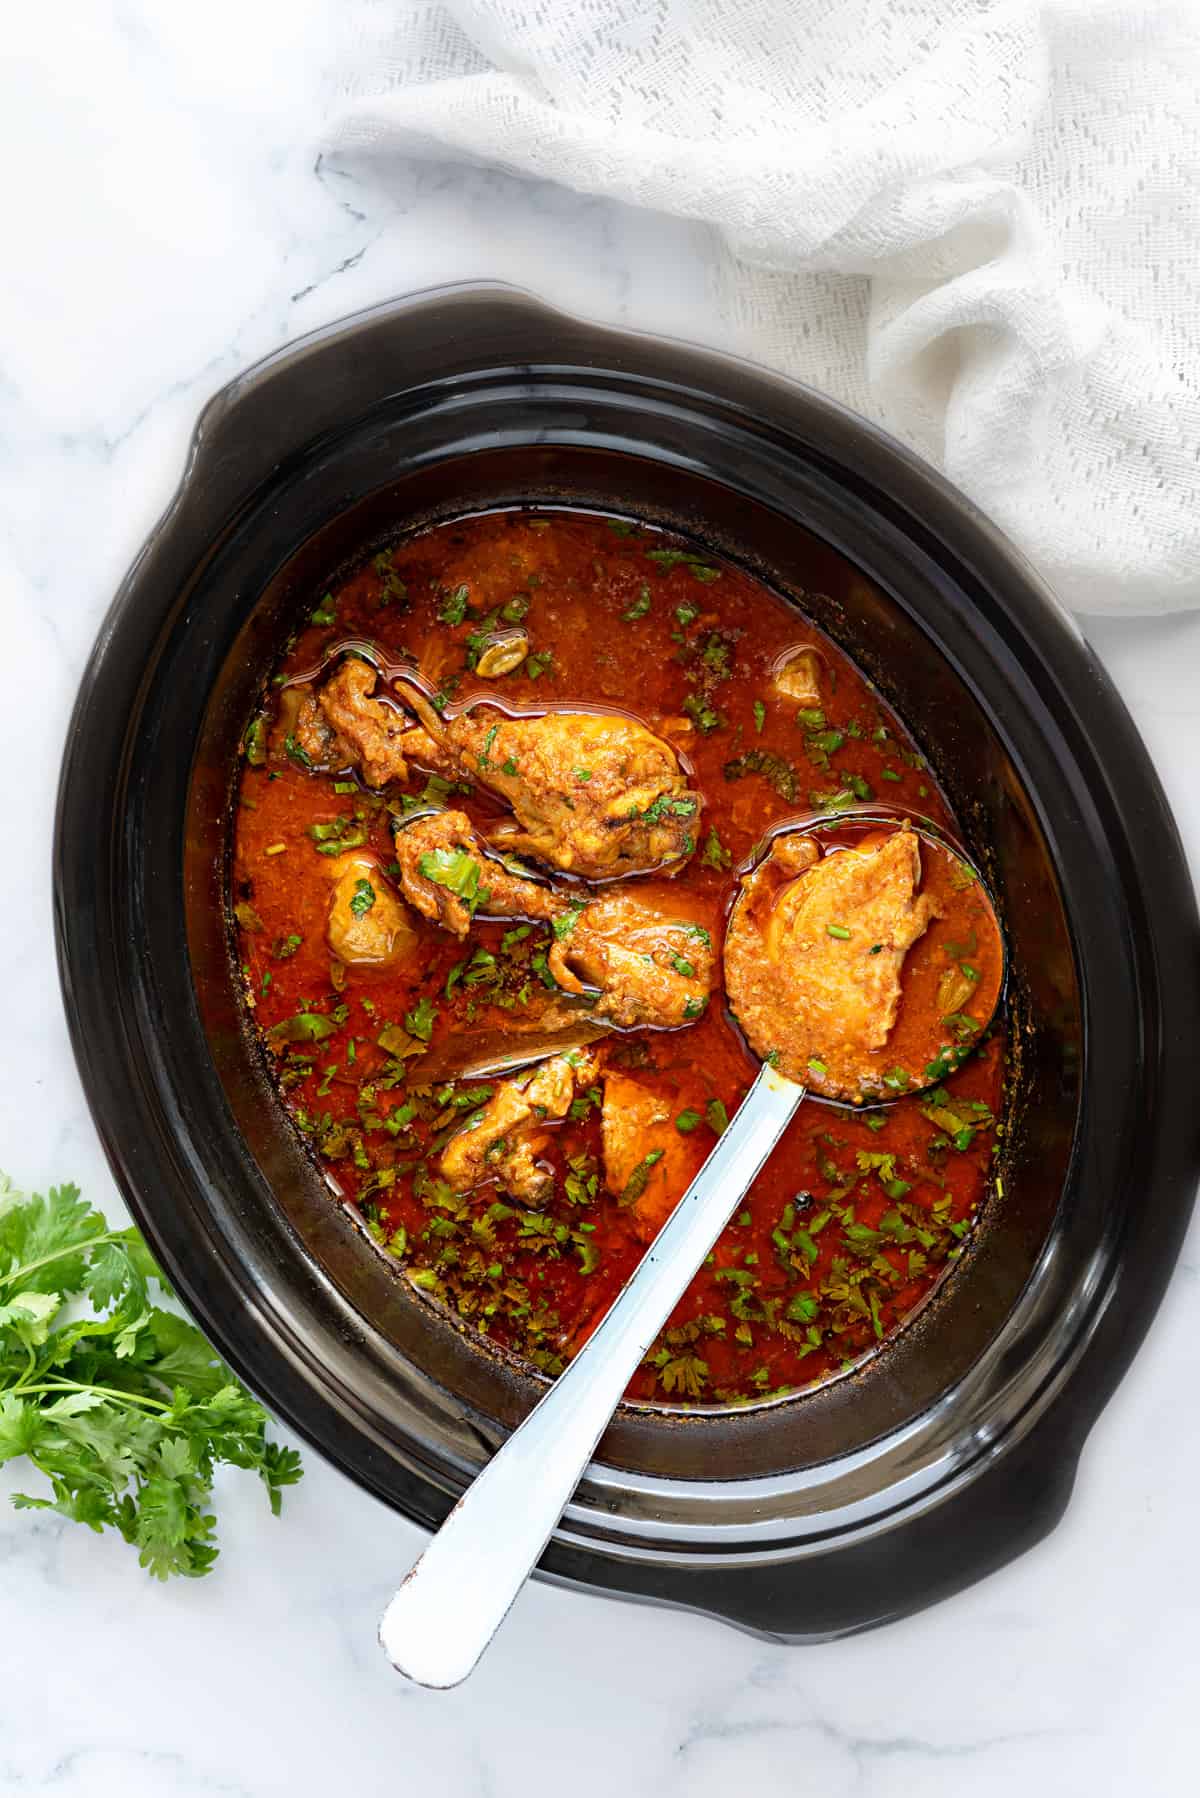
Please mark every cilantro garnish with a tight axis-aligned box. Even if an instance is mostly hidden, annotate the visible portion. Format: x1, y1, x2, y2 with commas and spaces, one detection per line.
619, 1150, 665, 1207
644, 549, 720, 582
349, 879, 376, 919
0, 1176, 301, 1578
551, 902, 587, 941
724, 748, 798, 802
437, 584, 470, 626
701, 827, 731, 871
404, 995, 438, 1042
417, 847, 482, 911
705, 1098, 729, 1135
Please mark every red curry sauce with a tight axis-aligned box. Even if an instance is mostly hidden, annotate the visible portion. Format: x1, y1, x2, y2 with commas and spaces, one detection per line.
232, 510, 1005, 1406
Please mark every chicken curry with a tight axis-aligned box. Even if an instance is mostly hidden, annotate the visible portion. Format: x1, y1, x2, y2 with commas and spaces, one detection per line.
232, 510, 1006, 1406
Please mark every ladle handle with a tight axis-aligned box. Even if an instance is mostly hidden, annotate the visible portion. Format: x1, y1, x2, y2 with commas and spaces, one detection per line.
379, 1063, 805, 1688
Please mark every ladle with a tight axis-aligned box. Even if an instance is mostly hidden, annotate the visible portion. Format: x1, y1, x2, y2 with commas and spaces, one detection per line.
379, 814, 1005, 1686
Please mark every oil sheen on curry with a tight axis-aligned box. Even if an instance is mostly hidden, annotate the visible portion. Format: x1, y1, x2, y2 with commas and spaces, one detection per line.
232, 510, 1006, 1408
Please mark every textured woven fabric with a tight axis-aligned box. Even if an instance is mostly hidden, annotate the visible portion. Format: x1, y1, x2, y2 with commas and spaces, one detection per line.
329, 0, 1200, 614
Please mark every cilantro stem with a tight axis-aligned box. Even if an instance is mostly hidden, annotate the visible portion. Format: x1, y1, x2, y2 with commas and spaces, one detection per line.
6, 1377, 173, 1412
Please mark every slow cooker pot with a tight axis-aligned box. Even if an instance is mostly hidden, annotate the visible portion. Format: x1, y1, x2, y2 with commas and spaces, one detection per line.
54, 285, 1200, 1638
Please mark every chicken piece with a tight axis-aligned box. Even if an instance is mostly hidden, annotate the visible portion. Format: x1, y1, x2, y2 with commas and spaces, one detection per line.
550, 892, 715, 1030
392, 811, 712, 1029
724, 826, 941, 1102
439, 1050, 599, 1201
324, 853, 418, 968
771, 646, 823, 707
293, 659, 411, 785
601, 1072, 707, 1240
399, 689, 702, 879
390, 810, 560, 938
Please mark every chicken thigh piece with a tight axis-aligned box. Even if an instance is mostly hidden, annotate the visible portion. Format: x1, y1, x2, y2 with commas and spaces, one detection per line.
439, 1051, 600, 1201
399, 692, 702, 879
724, 826, 940, 1102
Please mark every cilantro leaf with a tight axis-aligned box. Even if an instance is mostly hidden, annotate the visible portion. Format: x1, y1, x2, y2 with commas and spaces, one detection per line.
418, 847, 482, 910
404, 995, 438, 1042
349, 878, 376, 918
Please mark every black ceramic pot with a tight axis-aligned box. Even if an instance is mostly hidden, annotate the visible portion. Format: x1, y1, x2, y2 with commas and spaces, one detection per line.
54, 285, 1200, 1639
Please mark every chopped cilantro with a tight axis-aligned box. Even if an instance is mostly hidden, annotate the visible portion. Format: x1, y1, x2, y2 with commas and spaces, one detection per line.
724, 749, 797, 801
619, 1149, 665, 1207
701, 827, 731, 871
417, 847, 482, 911
645, 548, 720, 581
243, 715, 268, 766
348, 879, 376, 919
437, 584, 470, 626
551, 902, 587, 941
403, 995, 437, 1042
568, 1090, 602, 1126
706, 1098, 729, 1135
267, 1011, 338, 1046
675, 1109, 703, 1133
808, 729, 845, 755
681, 693, 724, 734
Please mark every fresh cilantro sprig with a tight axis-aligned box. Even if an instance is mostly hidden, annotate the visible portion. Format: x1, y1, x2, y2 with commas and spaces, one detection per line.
0, 1175, 301, 1579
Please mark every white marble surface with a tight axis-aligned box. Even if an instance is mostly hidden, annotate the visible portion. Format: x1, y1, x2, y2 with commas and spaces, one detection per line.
2, 7, 1199, 1794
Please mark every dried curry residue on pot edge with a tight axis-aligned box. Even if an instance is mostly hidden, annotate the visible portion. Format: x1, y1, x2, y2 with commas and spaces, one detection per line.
232, 510, 1005, 1407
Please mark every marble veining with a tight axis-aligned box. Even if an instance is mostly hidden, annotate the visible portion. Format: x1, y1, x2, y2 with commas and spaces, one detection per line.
1, 6, 1197, 1795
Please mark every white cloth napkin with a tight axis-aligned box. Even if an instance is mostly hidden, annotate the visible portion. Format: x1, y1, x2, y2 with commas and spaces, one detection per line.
329, 0, 1200, 615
